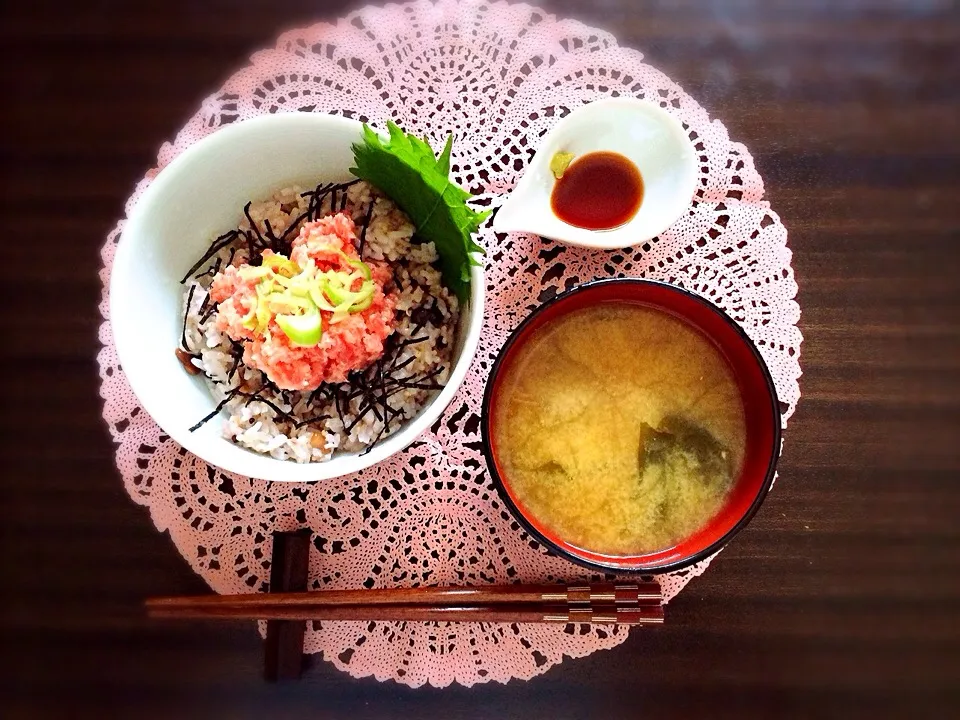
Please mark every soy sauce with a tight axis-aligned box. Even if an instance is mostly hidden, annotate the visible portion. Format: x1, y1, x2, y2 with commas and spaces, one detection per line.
550, 151, 644, 230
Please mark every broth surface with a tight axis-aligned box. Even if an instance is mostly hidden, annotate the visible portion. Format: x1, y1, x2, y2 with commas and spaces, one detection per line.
493, 303, 746, 555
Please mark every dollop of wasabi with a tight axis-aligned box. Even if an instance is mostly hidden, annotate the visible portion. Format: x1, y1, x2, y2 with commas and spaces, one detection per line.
550, 151, 576, 179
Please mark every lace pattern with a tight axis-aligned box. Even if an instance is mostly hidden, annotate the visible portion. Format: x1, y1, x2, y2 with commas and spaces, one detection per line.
98, 0, 801, 687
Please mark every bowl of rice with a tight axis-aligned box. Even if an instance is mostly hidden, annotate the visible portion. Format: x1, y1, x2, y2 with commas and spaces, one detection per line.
111, 113, 485, 482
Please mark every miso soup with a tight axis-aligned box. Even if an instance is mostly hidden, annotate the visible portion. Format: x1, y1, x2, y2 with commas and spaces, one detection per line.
492, 303, 747, 555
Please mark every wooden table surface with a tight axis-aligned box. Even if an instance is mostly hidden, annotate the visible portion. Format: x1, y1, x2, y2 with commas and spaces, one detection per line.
2, 1, 958, 717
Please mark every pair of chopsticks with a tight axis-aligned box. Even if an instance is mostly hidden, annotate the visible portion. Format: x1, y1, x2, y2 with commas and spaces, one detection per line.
146, 582, 664, 625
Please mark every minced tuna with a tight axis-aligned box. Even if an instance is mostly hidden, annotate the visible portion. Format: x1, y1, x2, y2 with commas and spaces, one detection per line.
180, 180, 459, 463
211, 215, 396, 391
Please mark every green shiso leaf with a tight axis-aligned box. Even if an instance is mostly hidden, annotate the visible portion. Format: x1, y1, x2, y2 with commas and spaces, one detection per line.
349, 120, 489, 302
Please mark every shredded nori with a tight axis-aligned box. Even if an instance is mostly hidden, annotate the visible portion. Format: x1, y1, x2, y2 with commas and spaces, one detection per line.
242, 229, 260, 266
225, 342, 244, 381
188, 385, 243, 432
237, 389, 298, 426
183, 179, 374, 284
359, 423, 389, 456
293, 414, 332, 429
181, 178, 444, 453
332, 334, 445, 441
179, 230, 238, 283
197, 293, 212, 322
243, 202, 267, 249
299, 183, 333, 225
358, 199, 375, 258
193, 256, 222, 282
180, 284, 197, 351
186, 328, 447, 448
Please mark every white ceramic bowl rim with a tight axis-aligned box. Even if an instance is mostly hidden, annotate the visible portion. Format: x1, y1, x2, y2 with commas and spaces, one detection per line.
110, 113, 484, 482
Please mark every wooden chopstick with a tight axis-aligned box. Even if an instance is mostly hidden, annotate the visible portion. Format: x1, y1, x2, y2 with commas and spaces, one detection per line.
146, 582, 664, 625
148, 582, 660, 612
148, 602, 664, 625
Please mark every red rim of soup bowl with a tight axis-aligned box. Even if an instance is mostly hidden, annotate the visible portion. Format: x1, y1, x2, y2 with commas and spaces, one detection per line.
480, 278, 782, 574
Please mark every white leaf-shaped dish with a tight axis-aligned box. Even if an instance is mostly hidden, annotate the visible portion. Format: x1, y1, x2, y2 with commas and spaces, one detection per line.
494, 98, 698, 249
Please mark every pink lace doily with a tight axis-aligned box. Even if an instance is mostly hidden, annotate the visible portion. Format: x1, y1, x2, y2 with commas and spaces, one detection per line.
97, 0, 801, 688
